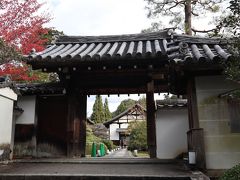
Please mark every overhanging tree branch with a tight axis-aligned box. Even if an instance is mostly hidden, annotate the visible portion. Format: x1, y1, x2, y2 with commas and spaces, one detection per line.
191, 27, 217, 33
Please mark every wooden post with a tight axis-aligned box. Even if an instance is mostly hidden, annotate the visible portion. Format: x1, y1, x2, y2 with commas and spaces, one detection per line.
67, 94, 74, 157
67, 92, 87, 157
187, 77, 206, 169
146, 80, 157, 158
78, 94, 87, 157
187, 128, 206, 170
187, 77, 199, 129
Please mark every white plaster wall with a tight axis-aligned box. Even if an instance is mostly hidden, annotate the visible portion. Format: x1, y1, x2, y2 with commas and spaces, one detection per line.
109, 124, 119, 140
120, 123, 128, 129
16, 96, 36, 124
156, 108, 188, 159
0, 96, 14, 144
0, 87, 17, 101
196, 76, 240, 169
119, 117, 127, 122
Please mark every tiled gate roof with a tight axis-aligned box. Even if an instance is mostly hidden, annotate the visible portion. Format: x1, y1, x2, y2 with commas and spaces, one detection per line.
27, 29, 232, 66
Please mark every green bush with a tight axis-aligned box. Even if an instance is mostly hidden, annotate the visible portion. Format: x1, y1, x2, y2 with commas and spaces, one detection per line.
128, 121, 147, 151
86, 126, 101, 143
85, 142, 93, 155
219, 164, 240, 180
102, 139, 114, 150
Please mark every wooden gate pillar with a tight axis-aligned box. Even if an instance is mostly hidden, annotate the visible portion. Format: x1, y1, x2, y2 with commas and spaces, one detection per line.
187, 77, 199, 129
146, 80, 157, 158
187, 77, 206, 169
67, 92, 87, 157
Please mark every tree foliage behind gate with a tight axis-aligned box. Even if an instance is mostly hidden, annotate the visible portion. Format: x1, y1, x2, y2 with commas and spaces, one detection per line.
128, 121, 147, 151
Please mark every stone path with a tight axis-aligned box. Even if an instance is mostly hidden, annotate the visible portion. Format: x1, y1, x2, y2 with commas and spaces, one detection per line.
103, 148, 134, 158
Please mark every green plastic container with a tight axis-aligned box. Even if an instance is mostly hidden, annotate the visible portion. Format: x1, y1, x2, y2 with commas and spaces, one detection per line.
100, 143, 105, 156
91, 142, 96, 157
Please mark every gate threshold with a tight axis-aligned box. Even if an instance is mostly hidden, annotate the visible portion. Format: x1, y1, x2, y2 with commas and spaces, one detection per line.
13, 158, 181, 164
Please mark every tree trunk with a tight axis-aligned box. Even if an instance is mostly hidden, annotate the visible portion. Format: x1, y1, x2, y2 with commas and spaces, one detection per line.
185, 0, 192, 35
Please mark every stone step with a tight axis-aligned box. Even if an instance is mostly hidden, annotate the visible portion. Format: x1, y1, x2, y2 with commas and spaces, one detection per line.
0, 175, 192, 180
13, 158, 181, 164
0, 162, 210, 180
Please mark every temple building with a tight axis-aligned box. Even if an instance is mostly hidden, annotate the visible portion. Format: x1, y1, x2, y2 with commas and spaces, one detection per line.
103, 103, 146, 146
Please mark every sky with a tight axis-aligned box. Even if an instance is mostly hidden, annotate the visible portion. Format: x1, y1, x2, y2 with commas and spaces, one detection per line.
40, 0, 168, 116
44, 0, 153, 36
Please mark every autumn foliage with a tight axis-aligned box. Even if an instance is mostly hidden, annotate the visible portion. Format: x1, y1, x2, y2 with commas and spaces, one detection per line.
0, 0, 52, 82
0, 62, 38, 82
0, 0, 50, 54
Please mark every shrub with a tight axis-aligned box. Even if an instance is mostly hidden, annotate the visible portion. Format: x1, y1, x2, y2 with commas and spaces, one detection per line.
85, 142, 93, 155
86, 126, 101, 143
102, 139, 114, 150
219, 164, 240, 180
128, 121, 147, 151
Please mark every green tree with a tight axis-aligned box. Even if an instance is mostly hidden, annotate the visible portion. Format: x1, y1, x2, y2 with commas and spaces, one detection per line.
42, 28, 65, 45
138, 96, 146, 108
141, 22, 163, 33
144, 0, 225, 35
103, 98, 112, 122
91, 95, 105, 123
128, 121, 147, 151
220, 163, 240, 180
112, 99, 136, 117
214, 0, 240, 82
215, 0, 240, 36
112, 97, 147, 117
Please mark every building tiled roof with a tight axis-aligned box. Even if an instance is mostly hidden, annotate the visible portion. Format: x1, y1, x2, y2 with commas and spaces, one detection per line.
103, 103, 146, 127
156, 99, 187, 109
27, 29, 231, 66
17, 83, 65, 95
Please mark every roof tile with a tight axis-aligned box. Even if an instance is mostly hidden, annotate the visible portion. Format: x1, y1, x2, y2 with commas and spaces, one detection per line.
27, 30, 232, 65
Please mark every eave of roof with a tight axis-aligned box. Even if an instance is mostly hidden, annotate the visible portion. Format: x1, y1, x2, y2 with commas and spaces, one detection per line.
17, 83, 65, 96
26, 29, 232, 70
103, 103, 146, 126
156, 99, 188, 109
55, 30, 172, 44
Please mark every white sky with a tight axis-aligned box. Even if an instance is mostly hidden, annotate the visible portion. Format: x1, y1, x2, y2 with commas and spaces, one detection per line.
44, 0, 153, 36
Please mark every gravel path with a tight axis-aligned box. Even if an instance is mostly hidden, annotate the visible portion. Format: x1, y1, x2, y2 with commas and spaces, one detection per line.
103, 148, 134, 158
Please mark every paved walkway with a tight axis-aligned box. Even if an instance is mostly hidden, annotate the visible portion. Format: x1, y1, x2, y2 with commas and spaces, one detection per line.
103, 148, 134, 158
